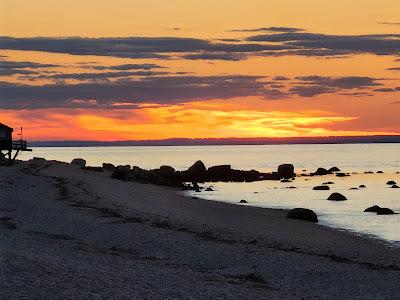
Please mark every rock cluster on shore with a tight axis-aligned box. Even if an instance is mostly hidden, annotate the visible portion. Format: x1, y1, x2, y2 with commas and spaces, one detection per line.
104, 160, 298, 188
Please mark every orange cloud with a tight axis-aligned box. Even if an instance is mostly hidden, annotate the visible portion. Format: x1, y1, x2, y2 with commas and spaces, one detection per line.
1, 103, 396, 141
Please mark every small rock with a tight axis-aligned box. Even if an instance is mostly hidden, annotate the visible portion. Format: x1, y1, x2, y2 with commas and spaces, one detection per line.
281, 179, 291, 183
205, 187, 214, 191
239, 200, 248, 203
287, 208, 318, 222
313, 185, 330, 190
277, 164, 295, 179
82, 166, 103, 172
349, 187, 358, 190
102, 163, 115, 171
111, 165, 131, 180
327, 193, 347, 201
336, 173, 348, 177
377, 171, 384, 174
323, 181, 335, 185
364, 205, 381, 213
71, 158, 86, 168
391, 185, 400, 189
376, 208, 396, 215
328, 167, 341, 173
387, 180, 397, 185
313, 168, 330, 176
359, 185, 366, 188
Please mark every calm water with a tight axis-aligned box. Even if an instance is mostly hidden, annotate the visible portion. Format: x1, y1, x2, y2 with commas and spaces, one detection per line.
21, 144, 400, 245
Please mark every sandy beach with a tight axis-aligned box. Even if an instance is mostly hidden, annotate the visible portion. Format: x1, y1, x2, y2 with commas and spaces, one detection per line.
1, 159, 399, 299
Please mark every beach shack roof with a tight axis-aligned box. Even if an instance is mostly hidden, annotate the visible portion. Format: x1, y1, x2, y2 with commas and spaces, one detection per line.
0, 123, 13, 132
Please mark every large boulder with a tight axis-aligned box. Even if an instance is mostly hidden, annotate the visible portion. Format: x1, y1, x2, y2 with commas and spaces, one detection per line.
71, 158, 86, 168
149, 166, 182, 186
287, 208, 318, 222
327, 193, 347, 201
313, 185, 330, 190
207, 165, 232, 181
277, 164, 295, 179
183, 160, 207, 181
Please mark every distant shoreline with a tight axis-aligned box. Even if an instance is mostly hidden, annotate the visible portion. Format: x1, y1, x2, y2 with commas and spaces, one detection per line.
28, 135, 400, 147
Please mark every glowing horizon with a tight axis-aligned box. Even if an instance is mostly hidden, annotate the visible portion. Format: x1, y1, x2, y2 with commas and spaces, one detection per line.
1, 1, 399, 140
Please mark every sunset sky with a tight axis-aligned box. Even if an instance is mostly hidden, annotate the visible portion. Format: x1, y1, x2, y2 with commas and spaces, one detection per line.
1, 0, 400, 141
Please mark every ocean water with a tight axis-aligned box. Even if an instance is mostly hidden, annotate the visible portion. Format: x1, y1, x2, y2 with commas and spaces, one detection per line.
21, 144, 400, 245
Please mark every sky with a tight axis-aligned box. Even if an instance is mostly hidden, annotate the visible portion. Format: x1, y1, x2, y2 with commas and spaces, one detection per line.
0, 0, 400, 141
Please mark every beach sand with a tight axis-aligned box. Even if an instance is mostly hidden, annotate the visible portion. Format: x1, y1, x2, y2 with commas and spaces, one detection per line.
1, 160, 399, 299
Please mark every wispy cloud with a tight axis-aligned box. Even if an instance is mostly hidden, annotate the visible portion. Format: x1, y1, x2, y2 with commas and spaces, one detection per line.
0, 60, 58, 76
228, 26, 304, 33
2, 29, 399, 61
378, 22, 400, 26
0, 74, 386, 109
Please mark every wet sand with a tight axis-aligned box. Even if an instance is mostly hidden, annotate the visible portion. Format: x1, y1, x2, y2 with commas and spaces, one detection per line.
1, 160, 399, 299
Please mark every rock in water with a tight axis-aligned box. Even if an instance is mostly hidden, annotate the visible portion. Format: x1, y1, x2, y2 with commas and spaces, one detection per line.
71, 158, 86, 168
313, 185, 330, 190
336, 173, 349, 177
188, 160, 206, 173
364, 205, 381, 213
277, 164, 295, 179
313, 168, 330, 176
376, 208, 396, 215
287, 208, 318, 222
323, 181, 335, 185
327, 193, 347, 201
239, 200, 248, 203
207, 165, 232, 181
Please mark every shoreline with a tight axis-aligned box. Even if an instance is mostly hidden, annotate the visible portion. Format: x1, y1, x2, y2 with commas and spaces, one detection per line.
1, 159, 399, 298
184, 189, 399, 250
26, 159, 400, 262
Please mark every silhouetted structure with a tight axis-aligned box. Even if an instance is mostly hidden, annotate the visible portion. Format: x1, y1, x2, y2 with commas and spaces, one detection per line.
0, 123, 31, 165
